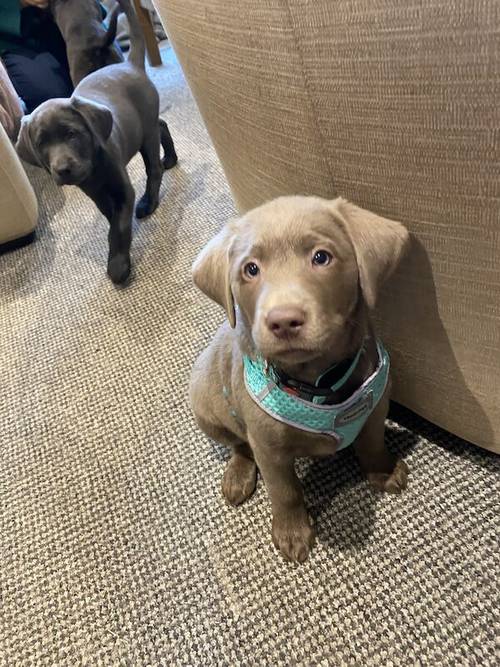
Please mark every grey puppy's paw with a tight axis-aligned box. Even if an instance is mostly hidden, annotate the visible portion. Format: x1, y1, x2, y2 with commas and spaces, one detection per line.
135, 194, 159, 219
162, 150, 178, 170
107, 253, 131, 285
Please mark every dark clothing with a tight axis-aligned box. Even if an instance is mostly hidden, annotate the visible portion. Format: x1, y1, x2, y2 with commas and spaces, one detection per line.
0, 3, 73, 112
2, 47, 73, 112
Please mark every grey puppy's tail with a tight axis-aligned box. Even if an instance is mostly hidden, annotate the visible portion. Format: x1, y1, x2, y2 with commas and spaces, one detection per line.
102, 4, 121, 48
116, 0, 146, 69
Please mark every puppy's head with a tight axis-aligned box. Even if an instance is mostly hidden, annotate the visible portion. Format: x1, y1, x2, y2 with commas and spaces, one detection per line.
16, 96, 112, 186
193, 196, 409, 366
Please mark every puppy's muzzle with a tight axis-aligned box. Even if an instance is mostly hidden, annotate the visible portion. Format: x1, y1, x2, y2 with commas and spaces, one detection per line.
52, 160, 82, 185
265, 306, 306, 340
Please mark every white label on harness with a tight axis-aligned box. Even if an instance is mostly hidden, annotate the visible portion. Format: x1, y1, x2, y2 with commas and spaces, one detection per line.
336, 391, 374, 426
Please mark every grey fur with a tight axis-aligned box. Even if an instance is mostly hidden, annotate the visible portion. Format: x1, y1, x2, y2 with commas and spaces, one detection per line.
50, 0, 124, 85
18, 0, 177, 284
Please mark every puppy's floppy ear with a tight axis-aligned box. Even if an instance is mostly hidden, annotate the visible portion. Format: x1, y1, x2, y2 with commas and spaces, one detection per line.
71, 96, 113, 144
16, 115, 42, 167
192, 224, 236, 328
334, 198, 410, 309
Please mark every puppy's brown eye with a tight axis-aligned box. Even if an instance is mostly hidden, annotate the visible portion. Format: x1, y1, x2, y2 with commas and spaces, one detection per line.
243, 262, 260, 279
312, 250, 332, 266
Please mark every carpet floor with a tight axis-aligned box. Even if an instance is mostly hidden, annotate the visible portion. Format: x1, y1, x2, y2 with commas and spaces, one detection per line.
0, 47, 498, 667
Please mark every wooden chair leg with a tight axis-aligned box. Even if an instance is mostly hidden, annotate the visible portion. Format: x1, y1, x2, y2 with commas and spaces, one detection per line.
132, 0, 162, 67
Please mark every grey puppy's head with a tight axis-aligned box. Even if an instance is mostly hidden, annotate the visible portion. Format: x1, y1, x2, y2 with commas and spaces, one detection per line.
16, 96, 113, 186
193, 196, 409, 369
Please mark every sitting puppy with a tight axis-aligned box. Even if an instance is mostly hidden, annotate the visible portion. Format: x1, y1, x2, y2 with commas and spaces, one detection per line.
17, 0, 177, 284
50, 0, 123, 85
190, 196, 410, 563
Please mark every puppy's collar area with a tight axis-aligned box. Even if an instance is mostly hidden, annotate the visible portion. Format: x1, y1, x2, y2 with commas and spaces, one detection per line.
267, 346, 364, 404
243, 340, 390, 450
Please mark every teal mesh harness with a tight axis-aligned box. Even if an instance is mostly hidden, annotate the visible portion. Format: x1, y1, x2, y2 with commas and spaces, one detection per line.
243, 341, 390, 450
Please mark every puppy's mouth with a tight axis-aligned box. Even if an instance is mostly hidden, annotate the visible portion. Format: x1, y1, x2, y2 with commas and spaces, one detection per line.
52, 171, 85, 186
254, 327, 322, 365
264, 345, 320, 364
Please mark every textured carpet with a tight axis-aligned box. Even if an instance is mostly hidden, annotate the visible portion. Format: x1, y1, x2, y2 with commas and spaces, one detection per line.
1, 48, 499, 667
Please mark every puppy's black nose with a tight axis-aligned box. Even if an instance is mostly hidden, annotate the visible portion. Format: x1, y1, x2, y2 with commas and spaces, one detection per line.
54, 164, 73, 179
266, 306, 305, 339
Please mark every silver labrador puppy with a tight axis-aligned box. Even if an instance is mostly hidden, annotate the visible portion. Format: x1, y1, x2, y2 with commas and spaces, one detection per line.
190, 195, 410, 563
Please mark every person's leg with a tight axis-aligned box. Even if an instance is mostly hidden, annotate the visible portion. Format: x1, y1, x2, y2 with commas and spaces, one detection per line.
2, 48, 73, 113
20, 6, 69, 65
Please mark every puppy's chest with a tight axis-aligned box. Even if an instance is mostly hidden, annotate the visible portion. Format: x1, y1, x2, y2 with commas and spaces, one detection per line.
228, 382, 338, 457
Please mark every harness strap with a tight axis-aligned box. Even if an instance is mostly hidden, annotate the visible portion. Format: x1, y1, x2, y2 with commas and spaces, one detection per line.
242, 340, 390, 449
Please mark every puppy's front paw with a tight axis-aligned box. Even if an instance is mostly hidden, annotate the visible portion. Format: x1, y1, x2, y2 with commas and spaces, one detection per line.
135, 194, 159, 219
107, 254, 131, 285
272, 511, 315, 563
222, 455, 257, 506
368, 459, 409, 494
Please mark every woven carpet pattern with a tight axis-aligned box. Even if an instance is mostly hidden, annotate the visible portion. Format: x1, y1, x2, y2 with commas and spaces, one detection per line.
0, 49, 498, 666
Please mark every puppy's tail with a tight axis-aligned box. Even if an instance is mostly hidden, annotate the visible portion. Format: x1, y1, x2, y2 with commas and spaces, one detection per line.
102, 3, 121, 48
116, 0, 146, 69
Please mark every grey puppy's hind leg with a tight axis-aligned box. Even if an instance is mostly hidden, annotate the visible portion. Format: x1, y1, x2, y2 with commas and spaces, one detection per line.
159, 118, 177, 170
136, 125, 163, 219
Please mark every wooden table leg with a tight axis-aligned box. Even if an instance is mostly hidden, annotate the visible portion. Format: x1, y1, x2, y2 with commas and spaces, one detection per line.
132, 0, 162, 67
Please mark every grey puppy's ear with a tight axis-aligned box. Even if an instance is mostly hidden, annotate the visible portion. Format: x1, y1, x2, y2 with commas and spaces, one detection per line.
16, 115, 42, 167
333, 198, 410, 309
192, 224, 236, 328
71, 96, 113, 144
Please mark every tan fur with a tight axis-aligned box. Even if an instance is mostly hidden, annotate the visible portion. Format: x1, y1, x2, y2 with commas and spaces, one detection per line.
190, 195, 410, 562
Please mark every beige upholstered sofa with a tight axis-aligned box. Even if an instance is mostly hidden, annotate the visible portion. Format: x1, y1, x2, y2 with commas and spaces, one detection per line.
156, 0, 500, 453
0, 61, 38, 245
0, 121, 38, 247
0, 60, 37, 247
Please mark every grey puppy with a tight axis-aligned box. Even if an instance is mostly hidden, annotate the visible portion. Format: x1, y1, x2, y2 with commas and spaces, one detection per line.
17, 0, 177, 284
190, 196, 410, 563
50, 0, 123, 85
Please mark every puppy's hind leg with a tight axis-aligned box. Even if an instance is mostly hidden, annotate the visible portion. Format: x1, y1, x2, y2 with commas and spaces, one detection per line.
196, 415, 257, 507
159, 118, 178, 170
136, 125, 163, 219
